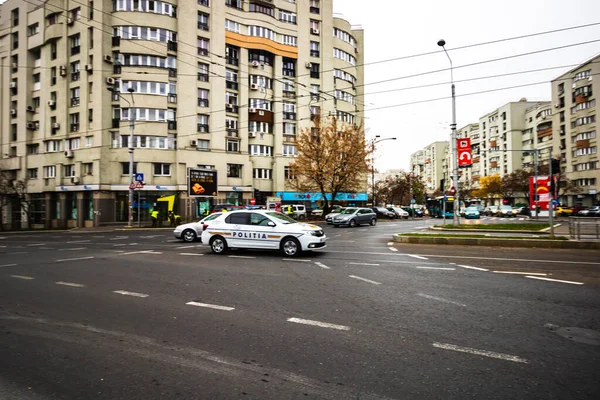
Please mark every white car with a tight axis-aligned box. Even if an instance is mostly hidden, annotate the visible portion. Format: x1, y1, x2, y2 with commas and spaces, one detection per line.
388, 207, 409, 219
173, 212, 222, 243
201, 210, 327, 256
325, 208, 346, 224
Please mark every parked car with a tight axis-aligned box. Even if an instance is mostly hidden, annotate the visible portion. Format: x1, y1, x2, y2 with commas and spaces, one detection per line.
284, 204, 307, 220
387, 206, 409, 219
499, 205, 517, 218
174, 212, 223, 243
577, 206, 600, 217
483, 206, 500, 216
515, 206, 530, 216
325, 208, 346, 224
311, 205, 342, 218
371, 207, 395, 219
332, 207, 377, 227
556, 206, 574, 216
464, 206, 481, 219
402, 207, 424, 217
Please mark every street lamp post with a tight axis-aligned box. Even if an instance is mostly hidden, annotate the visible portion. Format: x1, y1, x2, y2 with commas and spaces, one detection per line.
437, 39, 460, 226
371, 136, 397, 206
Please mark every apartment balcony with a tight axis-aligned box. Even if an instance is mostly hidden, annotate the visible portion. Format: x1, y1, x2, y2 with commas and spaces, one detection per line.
537, 127, 553, 138
227, 129, 238, 138
70, 97, 80, 107
198, 73, 209, 82
226, 104, 239, 114
226, 80, 238, 90
282, 91, 296, 99
574, 92, 592, 104
226, 56, 238, 66
284, 135, 296, 143
310, 50, 320, 57
283, 112, 296, 120
168, 120, 177, 130
197, 124, 209, 133
197, 22, 209, 31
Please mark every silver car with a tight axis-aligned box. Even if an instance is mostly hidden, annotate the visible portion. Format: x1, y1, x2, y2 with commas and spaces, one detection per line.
174, 212, 222, 242
332, 207, 377, 227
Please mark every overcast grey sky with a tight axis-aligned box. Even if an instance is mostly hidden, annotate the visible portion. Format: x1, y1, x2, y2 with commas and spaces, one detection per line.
333, 0, 600, 172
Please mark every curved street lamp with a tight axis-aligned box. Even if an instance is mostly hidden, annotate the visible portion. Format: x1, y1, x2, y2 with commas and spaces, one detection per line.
371, 136, 397, 206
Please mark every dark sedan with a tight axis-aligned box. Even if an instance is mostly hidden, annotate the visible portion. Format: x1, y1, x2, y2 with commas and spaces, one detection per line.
371, 207, 395, 219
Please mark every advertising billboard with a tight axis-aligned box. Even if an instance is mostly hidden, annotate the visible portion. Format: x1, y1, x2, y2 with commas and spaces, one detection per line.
457, 138, 472, 167
187, 168, 218, 197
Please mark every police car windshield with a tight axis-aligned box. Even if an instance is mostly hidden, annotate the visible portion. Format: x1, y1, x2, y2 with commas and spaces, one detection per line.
266, 212, 297, 224
341, 208, 358, 214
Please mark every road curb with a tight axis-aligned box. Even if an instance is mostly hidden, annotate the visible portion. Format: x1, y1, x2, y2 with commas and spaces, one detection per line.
393, 234, 600, 250
430, 227, 550, 234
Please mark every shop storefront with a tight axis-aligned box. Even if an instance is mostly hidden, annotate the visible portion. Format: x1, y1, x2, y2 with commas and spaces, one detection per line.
277, 192, 368, 208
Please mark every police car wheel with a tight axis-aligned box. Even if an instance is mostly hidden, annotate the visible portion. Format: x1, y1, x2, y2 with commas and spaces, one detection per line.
370, 218, 377, 226
182, 229, 197, 243
281, 237, 301, 257
210, 236, 227, 254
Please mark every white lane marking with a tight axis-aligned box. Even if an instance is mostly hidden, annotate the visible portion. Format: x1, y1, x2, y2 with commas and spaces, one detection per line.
282, 259, 312, 262
57, 247, 87, 251
349, 262, 380, 266
493, 271, 547, 276
10, 275, 34, 280
349, 275, 382, 285
119, 250, 163, 256
177, 245, 197, 249
140, 235, 164, 239
228, 255, 256, 259
56, 281, 85, 288
55, 256, 95, 262
110, 236, 129, 241
113, 243, 127, 247
389, 247, 398, 252
0, 264, 18, 268
417, 293, 466, 307
335, 234, 342, 237
8, 252, 27, 255
26, 243, 46, 247
408, 254, 428, 260
314, 262, 330, 269
92, 235, 105, 238
387, 242, 394, 245
186, 301, 234, 311
129, 243, 138, 246
180, 253, 203, 256
287, 317, 350, 331
0, 245, 5, 248
417, 266, 455, 270
432, 342, 528, 364
457, 265, 489, 272
67, 240, 91, 244
525, 276, 584, 285
113, 290, 149, 298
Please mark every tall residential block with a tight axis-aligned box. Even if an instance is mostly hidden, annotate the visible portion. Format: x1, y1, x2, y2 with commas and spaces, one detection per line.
0, 0, 365, 228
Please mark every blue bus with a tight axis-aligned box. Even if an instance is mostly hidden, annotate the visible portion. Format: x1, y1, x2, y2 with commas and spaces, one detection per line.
426, 196, 455, 218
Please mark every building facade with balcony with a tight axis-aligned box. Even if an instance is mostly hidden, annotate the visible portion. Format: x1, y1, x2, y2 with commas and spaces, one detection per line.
0, 0, 365, 228
551, 55, 600, 207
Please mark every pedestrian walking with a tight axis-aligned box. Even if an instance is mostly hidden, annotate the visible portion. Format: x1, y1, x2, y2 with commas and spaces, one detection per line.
151, 209, 159, 227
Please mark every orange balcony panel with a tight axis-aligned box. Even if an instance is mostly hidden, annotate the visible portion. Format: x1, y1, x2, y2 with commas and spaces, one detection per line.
537, 127, 552, 137
472, 175, 480, 181
575, 94, 588, 105
225, 32, 298, 59
490, 161, 498, 168
576, 139, 590, 149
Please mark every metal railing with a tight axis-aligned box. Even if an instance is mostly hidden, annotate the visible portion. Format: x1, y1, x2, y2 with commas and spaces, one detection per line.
569, 217, 600, 240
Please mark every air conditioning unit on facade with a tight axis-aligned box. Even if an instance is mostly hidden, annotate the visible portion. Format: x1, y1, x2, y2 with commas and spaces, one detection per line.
10, 82, 17, 88
190, 140, 197, 147
66, 17, 74, 26
305, 62, 312, 68
250, 83, 259, 90
85, 64, 93, 71
251, 61, 260, 68
554, 104, 559, 108
11, 62, 18, 69
10, 109, 17, 116
52, 122, 60, 129
249, 132, 257, 138
106, 77, 116, 85
64, 150, 74, 158
248, 108, 257, 113
104, 54, 114, 63
59, 66, 67, 76
48, 100, 56, 108
311, 28, 320, 35
226, 103, 234, 109
26, 105, 34, 112
589, 76, 593, 81
26, 122, 36, 130
71, 176, 80, 184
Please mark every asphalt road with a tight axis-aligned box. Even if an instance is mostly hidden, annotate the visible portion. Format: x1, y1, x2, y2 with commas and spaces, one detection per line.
1, 218, 599, 399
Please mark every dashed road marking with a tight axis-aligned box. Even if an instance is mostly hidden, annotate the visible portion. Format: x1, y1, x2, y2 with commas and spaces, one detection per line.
417, 266, 455, 270
457, 265, 489, 272
113, 290, 149, 298
180, 253, 203, 256
417, 293, 466, 307
55, 256, 95, 262
228, 255, 256, 259
314, 262, 330, 269
282, 258, 312, 262
387, 242, 394, 245
110, 236, 129, 241
119, 250, 163, 256
186, 301, 234, 311
57, 247, 87, 251
92, 235, 105, 238
389, 247, 398, 252
349, 275, 382, 285
432, 342, 528, 363
10, 275, 34, 280
0, 264, 18, 268
8, 252, 27, 255
408, 254, 428, 260
113, 243, 127, 247
349, 262, 380, 266
26, 243, 46, 247
177, 245, 197, 249
525, 276, 584, 285
56, 281, 85, 288
67, 240, 91, 244
493, 271, 547, 276
287, 317, 350, 331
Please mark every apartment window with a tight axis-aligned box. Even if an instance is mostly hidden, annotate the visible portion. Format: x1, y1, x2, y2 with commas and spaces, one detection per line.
571, 99, 596, 114
27, 168, 39, 179
333, 27, 356, 47
283, 102, 296, 119
571, 115, 596, 128
66, 138, 80, 150
310, 0, 320, 13
197, 139, 209, 150
333, 48, 356, 65
283, 123, 296, 135
284, 166, 296, 180
310, 85, 321, 100
226, 69, 238, 90
281, 35, 297, 47
119, 53, 176, 69
45, 140, 63, 153
224, 19, 240, 33
64, 165, 76, 177
28, 23, 40, 36
573, 70, 592, 82
226, 119, 238, 130
121, 162, 138, 175
197, 114, 209, 132
335, 90, 355, 104
253, 168, 272, 179
248, 26, 276, 41
249, 98, 271, 110
279, 10, 297, 24
310, 41, 320, 57
249, 121, 271, 133
249, 2, 274, 17
573, 131, 596, 141
70, 34, 81, 55
70, 7, 81, 20
70, 113, 80, 132
198, 63, 209, 81
89, 27, 94, 48
198, 0, 209, 6
227, 164, 242, 178
574, 161, 598, 171
113, 26, 176, 42
226, 139, 240, 153
33, 97, 40, 109
226, 0, 242, 9
576, 178, 597, 186
282, 79, 295, 92
44, 166, 56, 178
11, 8, 19, 26
310, 63, 320, 79
310, 105, 321, 117
197, 12, 209, 31
282, 144, 297, 157
85, 136, 93, 147
226, 46, 239, 65
47, 13, 58, 26
249, 145, 272, 156
248, 50, 273, 66
12, 32, 18, 50
27, 144, 40, 154
557, 82, 565, 94
573, 146, 597, 157
249, 75, 272, 89
197, 37, 209, 56
82, 163, 93, 176
70, 87, 81, 106
310, 20, 320, 33
198, 89, 209, 107
51, 42, 57, 60
153, 163, 171, 176
282, 59, 296, 77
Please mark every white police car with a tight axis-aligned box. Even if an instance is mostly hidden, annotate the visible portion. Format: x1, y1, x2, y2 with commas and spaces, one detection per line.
200, 210, 326, 256
173, 212, 222, 243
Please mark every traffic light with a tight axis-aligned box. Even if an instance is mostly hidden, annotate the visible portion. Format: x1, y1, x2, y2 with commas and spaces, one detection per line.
550, 158, 561, 174
439, 179, 445, 192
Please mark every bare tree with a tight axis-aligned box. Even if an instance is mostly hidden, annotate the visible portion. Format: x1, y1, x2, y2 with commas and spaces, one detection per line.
0, 171, 31, 230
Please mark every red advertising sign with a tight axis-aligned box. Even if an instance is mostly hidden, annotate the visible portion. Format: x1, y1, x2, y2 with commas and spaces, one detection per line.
457, 138, 472, 167
529, 176, 551, 211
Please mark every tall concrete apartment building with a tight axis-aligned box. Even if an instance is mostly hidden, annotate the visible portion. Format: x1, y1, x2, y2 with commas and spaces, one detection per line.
551, 55, 599, 207
0, 0, 365, 228
409, 141, 447, 192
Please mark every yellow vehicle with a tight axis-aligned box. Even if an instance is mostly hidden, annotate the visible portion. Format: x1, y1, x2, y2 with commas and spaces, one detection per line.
156, 195, 182, 225
556, 206, 574, 216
